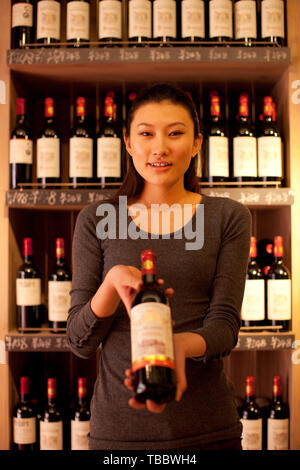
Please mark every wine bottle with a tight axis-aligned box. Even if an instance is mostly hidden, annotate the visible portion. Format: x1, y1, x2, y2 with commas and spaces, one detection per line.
71, 378, 91, 450
153, 0, 177, 46
257, 96, 283, 186
69, 97, 94, 188
267, 236, 291, 332
267, 375, 289, 450
66, 0, 90, 47
98, 0, 122, 45
209, 0, 233, 44
257, 238, 274, 277
261, 0, 285, 46
234, 0, 257, 46
130, 249, 176, 405
13, 377, 37, 451
39, 378, 63, 450
16, 238, 41, 332
240, 376, 263, 450
128, 0, 152, 45
203, 90, 229, 185
11, 0, 34, 49
37, 97, 61, 188
181, 0, 206, 43
232, 92, 257, 184
241, 236, 265, 329
97, 92, 122, 188
10, 98, 33, 189
36, 0, 61, 45
48, 238, 72, 331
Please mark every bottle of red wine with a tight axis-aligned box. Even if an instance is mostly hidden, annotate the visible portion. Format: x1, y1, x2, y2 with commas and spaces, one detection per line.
16, 238, 41, 332
10, 98, 33, 189
66, 0, 90, 47
130, 249, 176, 405
181, 0, 206, 43
39, 378, 63, 450
241, 236, 265, 329
261, 0, 285, 46
267, 236, 291, 332
36, 0, 61, 45
11, 0, 34, 49
234, 0, 257, 46
209, 0, 233, 44
71, 378, 91, 450
267, 375, 289, 450
98, 0, 122, 45
37, 97, 61, 188
153, 0, 177, 46
48, 238, 72, 332
69, 97, 94, 188
128, 0, 152, 45
257, 238, 274, 277
13, 377, 37, 451
240, 376, 263, 450
232, 92, 257, 184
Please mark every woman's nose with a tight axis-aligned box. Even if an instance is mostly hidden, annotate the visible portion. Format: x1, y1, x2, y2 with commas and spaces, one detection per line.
152, 135, 169, 156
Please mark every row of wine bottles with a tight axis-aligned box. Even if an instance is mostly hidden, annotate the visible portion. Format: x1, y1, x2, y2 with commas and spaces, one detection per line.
10, 90, 284, 189
11, 0, 287, 49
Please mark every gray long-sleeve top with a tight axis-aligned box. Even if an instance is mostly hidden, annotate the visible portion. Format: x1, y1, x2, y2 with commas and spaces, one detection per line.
67, 194, 251, 450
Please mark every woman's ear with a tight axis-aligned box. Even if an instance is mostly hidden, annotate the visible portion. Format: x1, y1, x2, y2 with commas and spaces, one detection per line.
123, 133, 132, 156
192, 133, 203, 158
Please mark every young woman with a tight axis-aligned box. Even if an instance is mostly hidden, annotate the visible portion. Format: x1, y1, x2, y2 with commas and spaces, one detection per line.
67, 83, 251, 450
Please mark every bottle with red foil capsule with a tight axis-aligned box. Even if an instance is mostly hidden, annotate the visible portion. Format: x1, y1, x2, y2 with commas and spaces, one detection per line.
130, 249, 176, 404
39, 378, 63, 450
267, 375, 289, 450
16, 238, 41, 332
267, 236, 291, 332
13, 377, 37, 450
257, 238, 274, 278
240, 376, 263, 450
71, 378, 90, 450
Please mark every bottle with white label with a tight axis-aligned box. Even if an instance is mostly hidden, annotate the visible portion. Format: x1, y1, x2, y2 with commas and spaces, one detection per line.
234, 0, 257, 46
39, 378, 63, 450
66, 0, 90, 47
16, 238, 41, 332
98, 0, 122, 45
13, 377, 37, 450
261, 0, 285, 46
267, 236, 291, 332
36, 0, 61, 45
153, 0, 177, 45
71, 378, 91, 450
181, 0, 206, 42
209, 0, 233, 43
11, 0, 34, 48
267, 375, 289, 450
128, 0, 152, 45
240, 376, 263, 450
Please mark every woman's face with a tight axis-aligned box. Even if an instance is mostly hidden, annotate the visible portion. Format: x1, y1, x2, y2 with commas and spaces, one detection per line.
124, 100, 202, 190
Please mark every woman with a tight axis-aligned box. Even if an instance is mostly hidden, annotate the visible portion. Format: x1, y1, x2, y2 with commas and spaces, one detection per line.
67, 83, 251, 450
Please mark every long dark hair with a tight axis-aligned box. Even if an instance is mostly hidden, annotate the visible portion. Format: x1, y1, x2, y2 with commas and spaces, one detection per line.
111, 83, 201, 204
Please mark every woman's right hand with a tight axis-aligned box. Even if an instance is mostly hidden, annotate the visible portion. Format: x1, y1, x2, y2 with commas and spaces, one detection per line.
105, 265, 144, 317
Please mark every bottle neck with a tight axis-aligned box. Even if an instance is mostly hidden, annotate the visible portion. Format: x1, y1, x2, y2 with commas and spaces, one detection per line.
48, 396, 56, 407
56, 256, 65, 266
24, 254, 33, 264
16, 114, 26, 125
20, 393, 30, 403
142, 273, 158, 285
45, 116, 54, 125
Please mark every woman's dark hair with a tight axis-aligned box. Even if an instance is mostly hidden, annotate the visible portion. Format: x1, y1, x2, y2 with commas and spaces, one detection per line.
111, 83, 201, 204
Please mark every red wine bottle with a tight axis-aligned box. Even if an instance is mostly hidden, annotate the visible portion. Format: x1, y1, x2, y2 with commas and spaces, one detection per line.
128, 0, 152, 45
130, 249, 176, 405
153, 0, 177, 46
36, 0, 61, 45
181, 0, 206, 43
13, 377, 37, 451
267, 375, 289, 450
209, 0, 233, 44
11, 0, 34, 49
16, 238, 41, 332
39, 378, 63, 450
98, 0, 122, 46
267, 236, 291, 332
261, 0, 285, 46
234, 0, 257, 46
240, 376, 263, 450
257, 238, 274, 277
66, 0, 90, 47
71, 378, 91, 450
10, 98, 33, 189
48, 238, 72, 332
37, 97, 61, 188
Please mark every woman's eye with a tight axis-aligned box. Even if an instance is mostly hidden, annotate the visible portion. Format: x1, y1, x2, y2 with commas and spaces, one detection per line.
139, 131, 152, 136
170, 131, 184, 136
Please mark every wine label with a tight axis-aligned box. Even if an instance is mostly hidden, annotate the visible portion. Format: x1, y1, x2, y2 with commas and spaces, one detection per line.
13, 417, 36, 445
69, 137, 93, 178
10, 139, 33, 164
209, 0, 233, 39
98, 0, 122, 40
258, 136, 282, 177
97, 137, 121, 178
234, 0, 257, 40
39, 420, 63, 450
241, 279, 265, 321
37, 0, 61, 40
261, 0, 284, 39
48, 280, 72, 322
208, 136, 229, 177
37, 137, 60, 178
16, 278, 41, 306
12, 3, 33, 28
71, 420, 90, 450
153, 0, 176, 39
130, 302, 175, 372
267, 279, 291, 321
129, 0, 152, 39
241, 418, 263, 450
267, 418, 289, 450
67, 1, 90, 40
181, 0, 205, 39
233, 136, 257, 177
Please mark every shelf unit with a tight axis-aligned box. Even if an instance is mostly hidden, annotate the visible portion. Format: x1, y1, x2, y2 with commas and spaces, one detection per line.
1, 0, 300, 451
